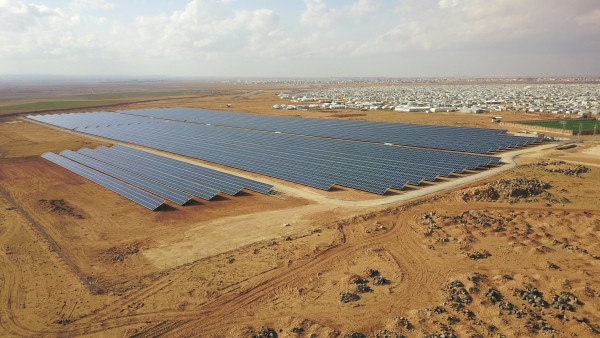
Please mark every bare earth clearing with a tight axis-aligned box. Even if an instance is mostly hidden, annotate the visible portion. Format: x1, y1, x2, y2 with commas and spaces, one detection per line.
0, 85, 599, 337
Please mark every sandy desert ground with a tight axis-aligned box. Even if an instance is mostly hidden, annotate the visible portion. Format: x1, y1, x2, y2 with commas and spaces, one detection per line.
0, 86, 599, 337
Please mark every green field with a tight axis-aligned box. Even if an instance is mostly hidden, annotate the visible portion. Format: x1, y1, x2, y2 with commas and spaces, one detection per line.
0, 100, 123, 113
522, 119, 599, 131
0, 90, 201, 115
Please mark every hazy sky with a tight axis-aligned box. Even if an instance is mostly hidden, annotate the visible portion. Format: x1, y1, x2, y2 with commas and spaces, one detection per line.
1, 0, 599, 77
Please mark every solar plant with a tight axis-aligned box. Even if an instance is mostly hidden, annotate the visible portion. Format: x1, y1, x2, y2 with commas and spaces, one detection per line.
31, 112, 503, 195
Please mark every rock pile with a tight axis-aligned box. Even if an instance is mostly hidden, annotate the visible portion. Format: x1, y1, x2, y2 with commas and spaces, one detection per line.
536, 160, 590, 176
498, 301, 524, 318
253, 327, 278, 338
394, 317, 412, 330
485, 288, 502, 304
344, 331, 366, 338
514, 285, 548, 308
355, 283, 372, 293
339, 292, 360, 303
373, 276, 390, 285
462, 178, 559, 203
551, 292, 582, 311
366, 268, 380, 277
421, 212, 440, 237
444, 280, 472, 304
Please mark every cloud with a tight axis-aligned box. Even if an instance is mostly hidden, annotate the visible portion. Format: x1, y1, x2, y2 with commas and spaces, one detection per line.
0, 0, 598, 77
300, 0, 336, 28
349, 0, 379, 17
577, 8, 600, 26
355, 0, 600, 55
130, 0, 279, 60
300, 0, 379, 28
0, 0, 64, 31
72, 0, 115, 10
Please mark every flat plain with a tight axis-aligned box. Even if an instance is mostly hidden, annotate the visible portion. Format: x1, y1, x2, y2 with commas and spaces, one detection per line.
0, 81, 599, 337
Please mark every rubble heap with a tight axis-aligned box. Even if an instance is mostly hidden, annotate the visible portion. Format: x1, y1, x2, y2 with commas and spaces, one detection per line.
462, 178, 562, 203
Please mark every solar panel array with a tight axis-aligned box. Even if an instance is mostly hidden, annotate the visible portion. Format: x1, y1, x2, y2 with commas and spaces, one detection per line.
41, 152, 165, 210
40, 145, 273, 210
30, 112, 502, 195
118, 107, 541, 153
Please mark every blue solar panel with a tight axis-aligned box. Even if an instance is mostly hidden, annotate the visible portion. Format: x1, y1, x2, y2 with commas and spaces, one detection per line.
29, 112, 506, 195
76, 147, 220, 200
59, 150, 194, 205
109, 145, 273, 194
114, 108, 541, 153
41, 152, 165, 210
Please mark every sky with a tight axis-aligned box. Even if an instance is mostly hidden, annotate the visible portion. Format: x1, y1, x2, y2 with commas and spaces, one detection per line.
1, 0, 600, 78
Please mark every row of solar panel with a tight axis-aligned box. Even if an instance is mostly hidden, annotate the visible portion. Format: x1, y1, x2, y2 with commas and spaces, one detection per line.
29, 110, 539, 154
30, 112, 502, 194
31, 108, 537, 153
41, 146, 274, 210
41, 152, 165, 210
116, 107, 542, 153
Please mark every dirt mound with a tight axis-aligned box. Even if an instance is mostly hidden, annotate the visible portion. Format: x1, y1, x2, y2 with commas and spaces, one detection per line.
38, 199, 86, 219
461, 178, 565, 204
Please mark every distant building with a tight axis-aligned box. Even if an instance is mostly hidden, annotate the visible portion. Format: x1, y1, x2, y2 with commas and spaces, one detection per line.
395, 106, 431, 112
430, 107, 457, 112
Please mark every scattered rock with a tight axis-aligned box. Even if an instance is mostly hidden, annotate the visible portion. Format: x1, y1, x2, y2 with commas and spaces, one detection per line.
345, 331, 366, 338
373, 330, 405, 338
584, 287, 596, 298
101, 241, 143, 263
423, 331, 457, 338
38, 199, 86, 218
525, 317, 554, 334
468, 272, 486, 284
466, 250, 491, 260
54, 319, 74, 325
